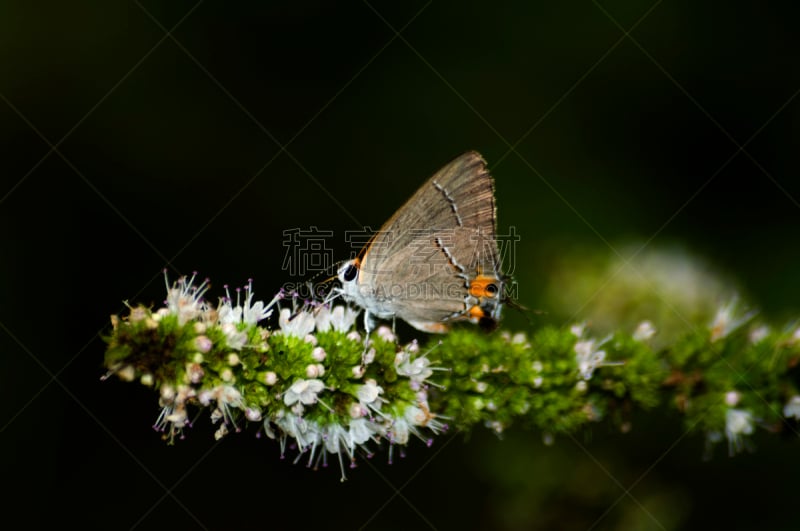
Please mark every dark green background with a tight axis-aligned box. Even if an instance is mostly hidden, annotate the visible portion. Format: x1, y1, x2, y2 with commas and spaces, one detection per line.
2, 1, 799, 530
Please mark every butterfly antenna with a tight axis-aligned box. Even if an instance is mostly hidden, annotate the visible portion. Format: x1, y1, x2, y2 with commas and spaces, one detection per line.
500, 275, 541, 327
303, 260, 349, 303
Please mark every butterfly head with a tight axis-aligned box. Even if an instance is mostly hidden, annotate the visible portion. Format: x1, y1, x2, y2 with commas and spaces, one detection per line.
336, 257, 362, 299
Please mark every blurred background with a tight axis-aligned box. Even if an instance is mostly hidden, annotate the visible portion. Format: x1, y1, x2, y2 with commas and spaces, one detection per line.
2, 1, 799, 529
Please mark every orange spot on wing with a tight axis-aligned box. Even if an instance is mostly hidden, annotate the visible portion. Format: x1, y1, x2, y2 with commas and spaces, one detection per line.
468, 305, 486, 320
468, 275, 500, 299
413, 321, 450, 333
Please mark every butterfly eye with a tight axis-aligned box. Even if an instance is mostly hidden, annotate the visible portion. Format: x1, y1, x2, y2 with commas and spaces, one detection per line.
343, 264, 358, 282
486, 283, 498, 296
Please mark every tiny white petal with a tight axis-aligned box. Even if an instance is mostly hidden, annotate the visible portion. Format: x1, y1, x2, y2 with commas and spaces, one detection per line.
357, 380, 383, 404
749, 325, 769, 344
725, 408, 753, 437
633, 321, 656, 341
724, 391, 741, 407
783, 396, 800, 420
570, 323, 585, 337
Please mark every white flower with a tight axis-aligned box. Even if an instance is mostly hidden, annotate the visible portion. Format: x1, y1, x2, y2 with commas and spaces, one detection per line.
724, 391, 741, 407
783, 396, 800, 420
198, 385, 243, 427
363, 348, 376, 365
710, 299, 755, 342
395, 351, 433, 382
315, 305, 360, 333
305, 364, 325, 378
185, 362, 204, 384
245, 407, 262, 421
241, 283, 277, 325
357, 380, 384, 406
217, 300, 242, 325
376, 325, 396, 342
574, 339, 607, 380
278, 308, 317, 338
165, 272, 210, 325
511, 332, 529, 347
275, 413, 324, 458
324, 424, 347, 455
485, 420, 504, 434
284, 378, 325, 406
349, 402, 366, 418
633, 321, 656, 341
220, 322, 247, 350
165, 406, 188, 428
198, 389, 213, 406
160, 385, 176, 401
312, 347, 327, 361
348, 418, 376, 446
386, 404, 443, 447
725, 408, 754, 455
388, 417, 411, 445
194, 335, 212, 353
217, 280, 277, 326
219, 385, 243, 407
318, 420, 382, 480
570, 323, 585, 337
749, 325, 769, 344
153, 384, 197, 441
117, 365, 135, 382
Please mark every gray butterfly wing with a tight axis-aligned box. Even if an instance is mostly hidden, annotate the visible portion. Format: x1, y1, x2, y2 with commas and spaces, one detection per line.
359, 151, 500, 329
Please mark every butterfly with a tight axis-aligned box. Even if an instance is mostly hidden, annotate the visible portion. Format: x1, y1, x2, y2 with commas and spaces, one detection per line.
336, 151, 504, 334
